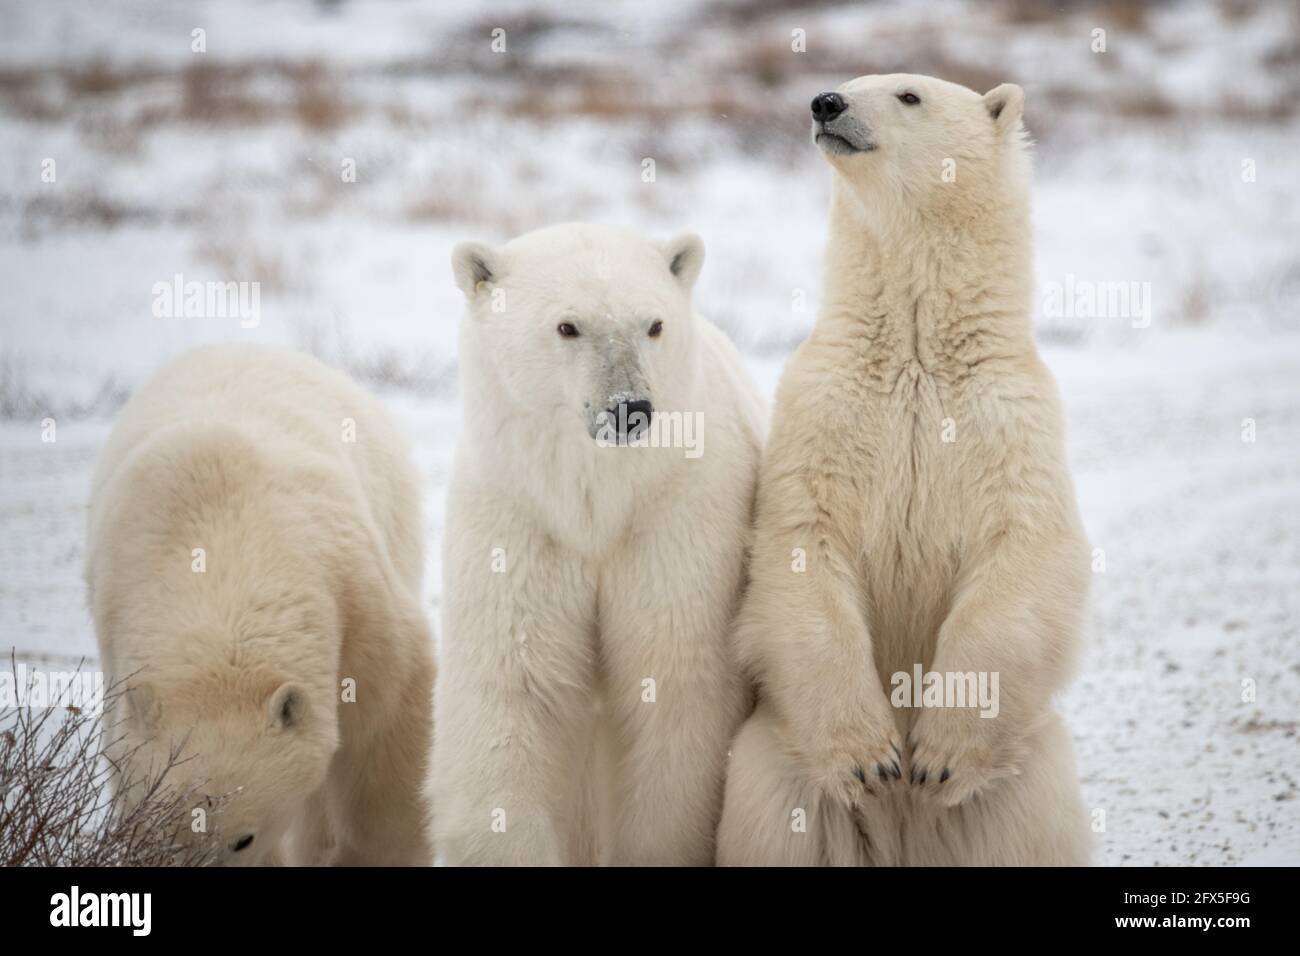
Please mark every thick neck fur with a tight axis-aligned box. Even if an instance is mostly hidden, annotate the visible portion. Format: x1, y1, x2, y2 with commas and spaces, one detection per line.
820, 171, 1036, 387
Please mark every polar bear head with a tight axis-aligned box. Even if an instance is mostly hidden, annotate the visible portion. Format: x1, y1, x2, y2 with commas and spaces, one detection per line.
452, 223, 704, 444
810, 73, 1028, 219
120, 667, 337, 865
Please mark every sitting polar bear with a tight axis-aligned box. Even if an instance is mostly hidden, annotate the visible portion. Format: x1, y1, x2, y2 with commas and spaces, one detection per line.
86, 344, 435, 866
431, 223, 766, 865
717, 75, 1092, 865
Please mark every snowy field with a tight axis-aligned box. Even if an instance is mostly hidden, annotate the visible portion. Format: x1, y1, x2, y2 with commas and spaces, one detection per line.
1, 0, 1297, 865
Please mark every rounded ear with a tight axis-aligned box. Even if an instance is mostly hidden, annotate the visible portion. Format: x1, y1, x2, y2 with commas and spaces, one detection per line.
127, 682, 162, 732
268, 683, 309, 731
659, 233, 705, 291
983, 83, 1024, 135
451, 241, 501, 299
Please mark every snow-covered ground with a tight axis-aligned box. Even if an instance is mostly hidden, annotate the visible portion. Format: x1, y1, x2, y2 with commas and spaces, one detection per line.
1, 0, 1297, 865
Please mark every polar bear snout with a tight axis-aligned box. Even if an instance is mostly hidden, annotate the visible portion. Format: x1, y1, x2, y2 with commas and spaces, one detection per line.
811, 95, 875, 156
593, 398, 653, 443
810, 92, 847, 121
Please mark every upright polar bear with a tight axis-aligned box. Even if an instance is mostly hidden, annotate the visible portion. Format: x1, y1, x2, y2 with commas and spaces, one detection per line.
717, 75, 1091, 865
431, 223, 766, 865
86, 344, 435, 866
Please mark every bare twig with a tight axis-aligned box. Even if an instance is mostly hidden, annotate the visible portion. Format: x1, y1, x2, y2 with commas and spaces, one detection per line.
0, 653, 221, 866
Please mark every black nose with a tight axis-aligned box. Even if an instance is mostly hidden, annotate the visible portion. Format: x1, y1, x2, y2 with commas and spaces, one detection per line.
607, 400, 653, 438
231, 834, 255, 852
811, 92, 847, 122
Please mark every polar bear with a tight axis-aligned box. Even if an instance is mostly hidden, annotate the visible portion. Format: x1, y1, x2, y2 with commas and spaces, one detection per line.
86, 344, 435, 866
716, 75, 1091, 865
431, 223, 766, 865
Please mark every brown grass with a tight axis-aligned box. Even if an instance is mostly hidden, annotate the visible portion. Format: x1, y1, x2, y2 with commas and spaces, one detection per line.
65, 59, 133, 96
0, 67, 66, 121
180, 61, 273, 125
1218, 0, 1261, 24
0, 58, 358, 130
0, 354, 129, 421
1109, 89, 1179, 119
193, 230, 293, 293
1216, 92, 1297, 123
1180, 271, 1211, 326
21, 191, 159, 232
710, 0, 845, 25
491, 68, 793, 130
1002, 0, 1148, 30
288, 60, 348, 132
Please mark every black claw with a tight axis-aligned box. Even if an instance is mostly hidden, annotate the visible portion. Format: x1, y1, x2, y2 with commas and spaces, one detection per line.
877, 764, 890, 783
916, 770, 928, 785
909, 768, 918, 785
852, 765, 866, 784
891, 761, 902, 779
940, 768, 951, 783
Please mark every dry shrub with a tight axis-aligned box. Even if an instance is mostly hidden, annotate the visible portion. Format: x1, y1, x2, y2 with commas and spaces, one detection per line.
0, 657, 221, 866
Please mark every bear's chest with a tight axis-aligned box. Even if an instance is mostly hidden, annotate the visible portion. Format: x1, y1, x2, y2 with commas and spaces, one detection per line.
854, 362, 966, 647
861, 358, 963, 510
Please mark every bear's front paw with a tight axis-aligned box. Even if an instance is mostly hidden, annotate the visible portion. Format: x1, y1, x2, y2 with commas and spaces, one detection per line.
907, 707, 1023, 808
800, 704, 904, 808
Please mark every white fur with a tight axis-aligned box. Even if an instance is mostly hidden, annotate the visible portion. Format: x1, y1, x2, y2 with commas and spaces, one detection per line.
86, 344, 435, 866
717, 75, 1091, 865
430, 223, 766, 865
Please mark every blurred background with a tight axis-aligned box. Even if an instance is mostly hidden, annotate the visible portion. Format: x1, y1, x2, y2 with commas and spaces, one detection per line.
1, 0, 1297, 865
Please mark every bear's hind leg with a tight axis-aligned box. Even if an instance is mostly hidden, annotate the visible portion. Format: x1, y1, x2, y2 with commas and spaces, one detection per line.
717, 702, 875, 866
902, 713, 1091, 866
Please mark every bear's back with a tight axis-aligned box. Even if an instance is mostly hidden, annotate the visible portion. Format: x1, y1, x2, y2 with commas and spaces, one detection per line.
89, 344, 423, 592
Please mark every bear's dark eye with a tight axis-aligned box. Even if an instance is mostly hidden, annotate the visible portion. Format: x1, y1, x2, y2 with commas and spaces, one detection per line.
557, 322, 579, 338
898, 92, 921, 105
648, 320, 663, 338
